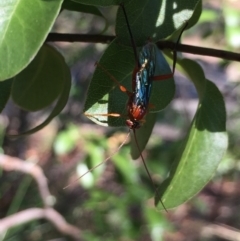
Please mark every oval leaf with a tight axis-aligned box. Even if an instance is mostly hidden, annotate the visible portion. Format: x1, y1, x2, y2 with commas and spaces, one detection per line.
155, 59, 228, 210
116, 0, 200, 46
8, 50, 71, 136
11, 45, 65, 111
0, 0, 63, 80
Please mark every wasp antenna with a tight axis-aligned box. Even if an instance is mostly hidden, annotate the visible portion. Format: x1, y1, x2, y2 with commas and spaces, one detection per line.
120, 3, 139, 68
63, 132, 130, 189
172, 21, 189, 74
132, 129, 168, 212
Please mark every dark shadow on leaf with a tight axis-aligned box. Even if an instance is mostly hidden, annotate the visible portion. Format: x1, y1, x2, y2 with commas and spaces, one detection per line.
195, 80, 226, 132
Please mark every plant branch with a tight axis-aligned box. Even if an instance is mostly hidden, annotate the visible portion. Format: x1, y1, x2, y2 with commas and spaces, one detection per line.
202, 223, 240, 241
0, 154, 82, 240
156, 41, 240, 62
0, 208, 82, 240
0, 154, 52, 207
46, 33, 115, 43
46, 33, 240, 62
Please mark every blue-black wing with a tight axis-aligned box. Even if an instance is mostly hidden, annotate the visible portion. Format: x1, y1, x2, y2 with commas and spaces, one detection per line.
133, 43, 156, 108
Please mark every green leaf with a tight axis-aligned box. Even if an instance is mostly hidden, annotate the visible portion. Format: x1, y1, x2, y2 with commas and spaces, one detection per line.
62, 0, 104, 17
155, 59, 228, 210
54, 124, 80, 155
84, 39, 134, 127
0, 0, 63, 80
224, 6, 240, 48
150, 45, 175, 112
0, 79, 13, 113
144, 206, 169, 240
187, 0, 202, 29
84, 40, 174, 128
11, 45, 65, 111
167, 1, 201, 43
116, 0, 201, 46
112, 148, 140, 184
130, 113, 157, 160
8, 50, 71, 137
199, 8, 218, 23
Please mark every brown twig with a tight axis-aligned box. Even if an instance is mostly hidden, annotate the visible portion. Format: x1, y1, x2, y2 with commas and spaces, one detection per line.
46, 33, 115, 43
0, 154, 52, 207
0, 208, 82, 240
0, 154, 82, 240
202, 224, 240, 241
157, 41, 240, 62
46, 33, 240, 62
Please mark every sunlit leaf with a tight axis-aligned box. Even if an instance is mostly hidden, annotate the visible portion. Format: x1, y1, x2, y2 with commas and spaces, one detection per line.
0, 0, 63, 80
54, 124, 80, 155
116, 0, 200, 46
112, 148, 139, 184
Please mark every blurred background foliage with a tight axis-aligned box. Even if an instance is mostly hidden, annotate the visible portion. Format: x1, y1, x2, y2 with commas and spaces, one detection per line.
1, 0, 240, 240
